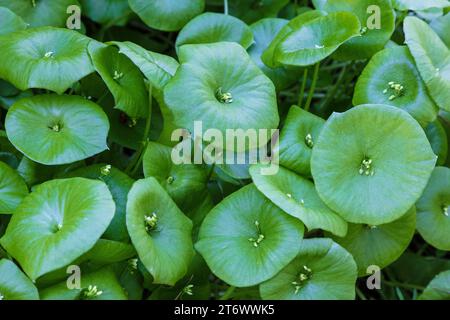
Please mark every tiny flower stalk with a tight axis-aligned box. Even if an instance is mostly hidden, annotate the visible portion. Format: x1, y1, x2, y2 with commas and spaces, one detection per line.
183, 284, 194, 296
248, 220, 265, 248
144, 212, 158, 233
443, 204, 449, 217
31, 0, 37, 8
81, 285, 103, 299
113, 70, 124, 81
305, 133, 314, 148
49, 122, 62, 132
100, 164, 111, 176
360, 26, 368, 35
166, 176, 175, 184
359, 157, 374, 176
215, 87, 233, 104
128, 258, 138, 274
383, 81, 405, 101
44, 51, 55, 58
292, 265, 313, 294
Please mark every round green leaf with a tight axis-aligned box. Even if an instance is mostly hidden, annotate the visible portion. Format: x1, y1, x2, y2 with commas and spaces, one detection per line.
63, 164, 134, 242
195, 184, 304, 287
419, 270, 450, 300
40, 267, 127, 300
0, 27, 94, 94
128, 0, 205, 32
353, 46, 439, 127
250, 165, 347, 237
430, 13, 450, 47
330, 207, 416, 276
248, 18, 300, 90
261, 10, 326, 68
259, 238, 357, 300
5, 94, 109, 165
0, 7, 27, 35
0, 0, 80, 27
274, 12, 361, 66
0, 259, 39, 300
0, 178, 115, 280
311, 104, 436, 225
80, 0, 131, 25
416, 166, 450, 250
164, 42, 279, 152
143, 141, 207, 211
425, 120, 449, 165
276, 105, 325, 176
89, 43, 149, 119
404, 16, 450, 112
126, 177, 194, 286
394, 0, 450, 11
0, 161, 28, 214
322, 0, 396, 60
176, 13, 254, 49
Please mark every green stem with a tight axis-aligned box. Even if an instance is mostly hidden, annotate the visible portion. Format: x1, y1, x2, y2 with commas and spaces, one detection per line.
384, 280, 425, 291
125, 84, 153, 175
319, 65, 347, 111
219, 286, 236, 300
304, 62, 320, 111
224, 0, 229, 15
297, 68, 308, 107
355, 287, 367, 300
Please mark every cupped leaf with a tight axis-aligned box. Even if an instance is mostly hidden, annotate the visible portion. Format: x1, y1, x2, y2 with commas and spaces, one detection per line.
250, 165, 347, 237
143, 141, 208, 211
0, 178, 115, 280
330, 207, 416, 276
0, 259, 39, 300
416, 166, 450, 250
40, 267, 127, 300
425, 120, 449, 165
248, 18, 300, 90
353, 46, 439, 127
0, 0, 80, 27
195, 184, 304, 287
393, 0, 450, 11
419, 270, 450, 300
0, 27, 94, 94
176, 13, 254, 49
164, 42, 279, 152
89, 43, 149, 119
0, 161, 28, 214
259, 238, 357, 300
128, 0, 205, 32
322, 0, 396, 60
261, 10, 326, 68
404, 16, 450, 112
62, 164, 134, 242
274, 12, 361, 66
311, 104, 436, 225
430, 13, 450, 47
0, 7, 27, 35
80, 0, 131, 25
126, 177, 194, 286
275, 106, 325, 176
110, 41, 179, 96
228, 0, 289, 24
5, 94, 109, 165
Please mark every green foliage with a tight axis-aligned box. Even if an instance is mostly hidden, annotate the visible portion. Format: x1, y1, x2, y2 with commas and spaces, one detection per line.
0, 0, 449, 302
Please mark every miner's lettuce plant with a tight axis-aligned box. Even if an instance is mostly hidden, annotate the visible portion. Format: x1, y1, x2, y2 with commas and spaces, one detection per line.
0, 0, 449, 301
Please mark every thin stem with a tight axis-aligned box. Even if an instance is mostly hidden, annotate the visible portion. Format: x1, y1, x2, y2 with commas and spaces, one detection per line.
384, 280, 425, 291
355, 287, 367, 300
206, 163, 216, 182
319, 65, 347, 111
224, 0, 229, 15
304, 62, 320, 111
125, 84, 153, 175
297, 68, 308, 107
219, 286, 236, 300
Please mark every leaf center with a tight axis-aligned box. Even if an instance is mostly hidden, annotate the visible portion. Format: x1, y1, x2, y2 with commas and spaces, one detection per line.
292, 265, 313, 294
215, 87, 233, 104
145, 212, 158, 233
248, 220, 265, 248
305, 133, 314, 148
359, 157, 374, 176
383, 81, 405, 101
